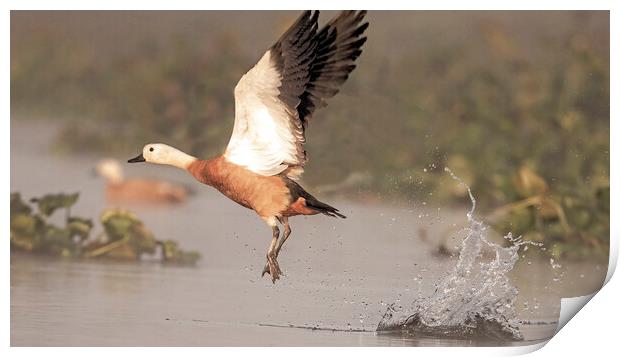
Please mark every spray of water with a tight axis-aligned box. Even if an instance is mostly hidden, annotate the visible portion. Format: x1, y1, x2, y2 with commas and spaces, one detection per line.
377, 167, 542, 341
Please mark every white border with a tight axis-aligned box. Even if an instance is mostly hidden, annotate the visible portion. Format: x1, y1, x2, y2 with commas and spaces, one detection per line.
0, 0, 616, 11
3, 1, 616, 356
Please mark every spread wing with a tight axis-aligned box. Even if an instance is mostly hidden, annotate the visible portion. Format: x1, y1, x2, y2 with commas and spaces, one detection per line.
224, 10, 369, 180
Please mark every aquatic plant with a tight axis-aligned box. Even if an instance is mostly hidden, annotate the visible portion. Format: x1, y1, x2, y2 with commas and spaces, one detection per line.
10, 192, 93, 256
10, 192, 201, 265
82, 209, 158, 260
489, 166, 609, 259
159, 240, 201, 265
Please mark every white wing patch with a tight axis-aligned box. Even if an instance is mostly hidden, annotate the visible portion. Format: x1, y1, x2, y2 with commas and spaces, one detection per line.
224, 51, 303, 177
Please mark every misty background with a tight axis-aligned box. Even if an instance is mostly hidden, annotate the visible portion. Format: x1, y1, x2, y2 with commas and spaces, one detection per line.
11, 11, 610, 257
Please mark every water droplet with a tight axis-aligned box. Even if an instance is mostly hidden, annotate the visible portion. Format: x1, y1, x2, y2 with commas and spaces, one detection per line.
376, 168, 537, 341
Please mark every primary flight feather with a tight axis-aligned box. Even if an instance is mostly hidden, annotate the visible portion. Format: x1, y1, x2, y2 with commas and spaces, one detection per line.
226, 10, 368, 180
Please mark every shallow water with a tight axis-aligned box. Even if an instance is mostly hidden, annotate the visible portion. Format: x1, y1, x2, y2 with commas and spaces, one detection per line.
10, 121, 607, 346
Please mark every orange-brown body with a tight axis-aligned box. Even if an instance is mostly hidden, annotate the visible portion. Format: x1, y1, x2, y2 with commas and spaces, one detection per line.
188, 156, 320, 221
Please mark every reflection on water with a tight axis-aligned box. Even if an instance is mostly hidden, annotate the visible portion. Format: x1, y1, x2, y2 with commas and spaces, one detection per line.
10, 121, 607, 346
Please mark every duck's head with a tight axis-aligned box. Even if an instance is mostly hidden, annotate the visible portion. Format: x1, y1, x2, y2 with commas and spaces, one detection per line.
95, 158, 123, 183
128, 143, 197, 169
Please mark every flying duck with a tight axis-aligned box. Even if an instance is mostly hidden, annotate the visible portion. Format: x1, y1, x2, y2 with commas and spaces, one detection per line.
128, 10, 369, 283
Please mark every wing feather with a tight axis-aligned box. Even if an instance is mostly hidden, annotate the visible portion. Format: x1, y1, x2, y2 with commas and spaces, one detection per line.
225, 10, 368, 180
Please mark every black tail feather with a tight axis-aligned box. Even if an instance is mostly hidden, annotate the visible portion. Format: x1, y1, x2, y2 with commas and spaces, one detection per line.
305, 197, 347, 218
283, 177, 346, 219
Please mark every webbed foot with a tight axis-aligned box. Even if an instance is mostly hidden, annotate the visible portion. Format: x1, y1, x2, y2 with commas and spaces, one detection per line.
262, 254, 282, 283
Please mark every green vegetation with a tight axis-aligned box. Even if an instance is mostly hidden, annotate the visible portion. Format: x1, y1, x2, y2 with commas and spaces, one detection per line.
11, 12, 609, 258
10, 192, 201, 265
489, 167, 609, 259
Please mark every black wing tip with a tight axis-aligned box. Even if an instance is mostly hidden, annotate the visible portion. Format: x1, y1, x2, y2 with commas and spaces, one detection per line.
300, 10, 313, 20
301, 10, 319, 26
335, 10, 368, 22
358, 21, 370, 33
273, 9, 369, 126
276, 10, 318, 44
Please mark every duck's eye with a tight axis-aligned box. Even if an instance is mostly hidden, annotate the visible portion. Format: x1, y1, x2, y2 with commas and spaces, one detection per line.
149, 147, 154, 152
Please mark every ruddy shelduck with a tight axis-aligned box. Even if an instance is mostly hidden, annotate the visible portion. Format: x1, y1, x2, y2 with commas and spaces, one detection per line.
95, 158, 190, 205
128, 10, 368, 283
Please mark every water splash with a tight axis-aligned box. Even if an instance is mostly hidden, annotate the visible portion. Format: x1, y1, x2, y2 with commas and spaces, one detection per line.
377, 167, 542, 341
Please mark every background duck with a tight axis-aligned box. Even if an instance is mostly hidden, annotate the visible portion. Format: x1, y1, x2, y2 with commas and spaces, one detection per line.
95, 158, 191, 206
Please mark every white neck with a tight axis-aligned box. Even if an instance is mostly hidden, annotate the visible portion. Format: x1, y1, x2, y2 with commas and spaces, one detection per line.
162, 148, 198, 170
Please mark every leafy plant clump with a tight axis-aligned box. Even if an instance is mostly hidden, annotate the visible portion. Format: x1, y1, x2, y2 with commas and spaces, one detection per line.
10, 192, 201, 265
488, 166, 609, 260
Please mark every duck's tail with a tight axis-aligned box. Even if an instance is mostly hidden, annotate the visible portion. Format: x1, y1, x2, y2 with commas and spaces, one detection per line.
283, 177, 347, 219
304, 196, 347, 218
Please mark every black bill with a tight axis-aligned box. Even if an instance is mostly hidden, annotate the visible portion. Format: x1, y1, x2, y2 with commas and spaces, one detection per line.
127, 154, 145, 163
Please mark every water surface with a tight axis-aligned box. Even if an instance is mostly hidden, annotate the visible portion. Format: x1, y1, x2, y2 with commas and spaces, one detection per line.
10, 121, 607, 346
